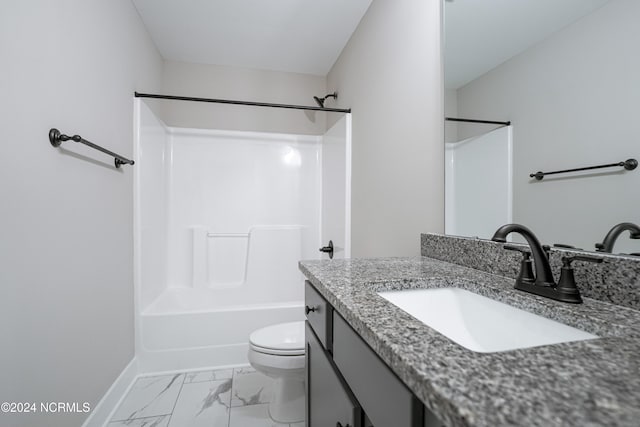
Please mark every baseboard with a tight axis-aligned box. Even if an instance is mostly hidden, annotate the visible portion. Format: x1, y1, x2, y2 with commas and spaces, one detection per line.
81, 358, 139, 427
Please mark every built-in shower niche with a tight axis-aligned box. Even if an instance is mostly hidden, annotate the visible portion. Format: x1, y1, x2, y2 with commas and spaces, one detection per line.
192, 225, 303, 291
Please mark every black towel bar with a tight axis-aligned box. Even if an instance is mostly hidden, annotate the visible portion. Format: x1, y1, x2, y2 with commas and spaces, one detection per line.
530, 158, 637, 180
49, 128, 134, 168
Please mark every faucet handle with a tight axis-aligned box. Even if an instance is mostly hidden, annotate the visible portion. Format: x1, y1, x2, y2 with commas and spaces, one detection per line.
562, 254, 604, 266
557, 255, 604, 304
504, 245, 535, 285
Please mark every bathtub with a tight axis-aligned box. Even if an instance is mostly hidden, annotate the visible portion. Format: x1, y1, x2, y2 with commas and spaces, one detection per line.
138, 287, 304, 373
136, 225, 310, 373
135, 224, 310, 373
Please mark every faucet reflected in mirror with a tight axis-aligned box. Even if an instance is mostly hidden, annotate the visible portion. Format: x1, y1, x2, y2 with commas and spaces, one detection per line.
595, 222, 640, 254
492, 224, 603, 304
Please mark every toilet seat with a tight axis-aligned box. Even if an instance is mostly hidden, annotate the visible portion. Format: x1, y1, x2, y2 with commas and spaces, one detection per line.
250, 343, 304, 356
249, 321, 305, 356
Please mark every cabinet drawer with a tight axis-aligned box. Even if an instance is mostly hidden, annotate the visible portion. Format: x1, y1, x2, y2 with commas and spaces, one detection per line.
333, 311, 423, 427
305, 280, 332, 351
306, 322, 360, 427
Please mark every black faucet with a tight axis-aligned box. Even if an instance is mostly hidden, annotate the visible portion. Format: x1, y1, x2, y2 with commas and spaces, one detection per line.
492, 224, 602, 304
491, 224, 555, 287
595, 222, 640, 253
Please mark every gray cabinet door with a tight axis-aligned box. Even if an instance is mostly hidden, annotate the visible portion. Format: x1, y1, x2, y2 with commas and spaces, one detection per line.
333, 312, 424, 427
305, 280, 333, 351
306, 321, 360, 427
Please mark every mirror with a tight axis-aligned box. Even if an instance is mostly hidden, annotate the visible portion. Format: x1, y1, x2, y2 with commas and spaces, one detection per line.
444, 0, 640, 255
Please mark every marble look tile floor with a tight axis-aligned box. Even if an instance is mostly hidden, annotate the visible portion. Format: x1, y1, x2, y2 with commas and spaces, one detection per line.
108, 366, 304, 427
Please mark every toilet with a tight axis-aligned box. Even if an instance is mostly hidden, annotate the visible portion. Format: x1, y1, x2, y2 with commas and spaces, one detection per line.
248, 321, 305, 423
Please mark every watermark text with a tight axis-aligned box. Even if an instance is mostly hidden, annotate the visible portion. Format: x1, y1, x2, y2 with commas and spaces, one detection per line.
1, 401, 90, 414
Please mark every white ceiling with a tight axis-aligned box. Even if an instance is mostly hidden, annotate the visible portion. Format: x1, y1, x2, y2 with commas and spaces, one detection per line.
132, 0, 372, 76
445, 0, 611, 89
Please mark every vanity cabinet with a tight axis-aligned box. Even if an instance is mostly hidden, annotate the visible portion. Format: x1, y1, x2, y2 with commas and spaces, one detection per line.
305, 280, 444, 427
306, 322, 361, 427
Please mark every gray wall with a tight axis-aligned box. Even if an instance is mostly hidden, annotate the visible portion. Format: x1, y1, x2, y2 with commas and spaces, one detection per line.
457, 0, 640, 252
327, 0, 444, 257
160, 60, 327, 135
0, 1, 162, 426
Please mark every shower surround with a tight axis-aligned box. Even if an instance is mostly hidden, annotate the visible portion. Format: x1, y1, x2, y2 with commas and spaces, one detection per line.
134, 100, 350, 372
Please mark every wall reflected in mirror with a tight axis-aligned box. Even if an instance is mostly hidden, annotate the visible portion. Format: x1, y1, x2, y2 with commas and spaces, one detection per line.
444, 0, 640, 255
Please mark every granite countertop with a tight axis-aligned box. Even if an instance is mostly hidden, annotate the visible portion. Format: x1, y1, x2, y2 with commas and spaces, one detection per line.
299, 256, 640, 427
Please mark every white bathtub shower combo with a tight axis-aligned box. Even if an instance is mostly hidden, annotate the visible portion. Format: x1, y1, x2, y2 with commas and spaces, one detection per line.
445, 126, 512, 240
133, 99, 351, 391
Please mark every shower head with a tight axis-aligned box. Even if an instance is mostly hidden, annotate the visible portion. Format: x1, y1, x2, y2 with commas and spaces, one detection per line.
313, 92, 338, 108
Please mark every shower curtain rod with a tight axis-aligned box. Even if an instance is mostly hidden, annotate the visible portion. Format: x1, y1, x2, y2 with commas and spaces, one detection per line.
446, 117, 511, 126
134, 92, 351, 113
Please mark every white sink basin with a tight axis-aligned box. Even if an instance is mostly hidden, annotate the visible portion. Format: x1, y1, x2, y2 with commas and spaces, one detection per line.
377, 287, 598, 353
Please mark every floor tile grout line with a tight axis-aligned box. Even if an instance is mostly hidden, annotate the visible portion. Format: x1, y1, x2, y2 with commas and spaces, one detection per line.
227, 368, 237, 427
185, 369, 234, 385
164, 373, 187, 427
